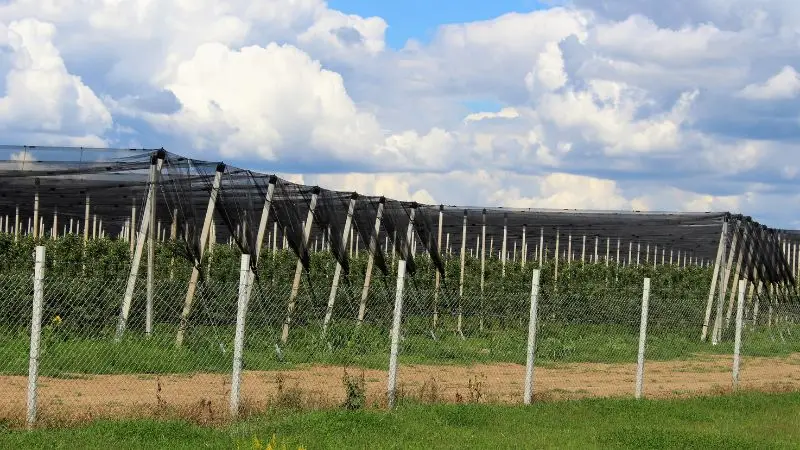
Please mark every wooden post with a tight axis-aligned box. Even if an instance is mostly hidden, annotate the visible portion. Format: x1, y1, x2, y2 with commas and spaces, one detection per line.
175, 163, 225, 347
702, 218, 728, 341
357, 198, 385, 325
281, 187, 320, 344
387, 204, 416, 410
322, 193, 358, 335
116, 151, 166, 341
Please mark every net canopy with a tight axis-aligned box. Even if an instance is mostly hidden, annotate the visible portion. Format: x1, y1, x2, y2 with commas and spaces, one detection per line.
0, 145, 796, 290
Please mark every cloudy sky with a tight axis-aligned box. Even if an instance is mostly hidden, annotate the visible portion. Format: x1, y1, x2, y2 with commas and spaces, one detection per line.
0, 0, 799, 227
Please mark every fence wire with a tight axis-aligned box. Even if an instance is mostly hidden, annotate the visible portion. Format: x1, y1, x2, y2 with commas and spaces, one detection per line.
0, 253, 799, 426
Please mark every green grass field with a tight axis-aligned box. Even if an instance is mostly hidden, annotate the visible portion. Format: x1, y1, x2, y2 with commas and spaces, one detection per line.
1, 320, 797, 377
3, 392, 800, 449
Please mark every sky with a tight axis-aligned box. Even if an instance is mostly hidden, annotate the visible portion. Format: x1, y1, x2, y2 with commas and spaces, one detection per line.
0, 0, 799, 227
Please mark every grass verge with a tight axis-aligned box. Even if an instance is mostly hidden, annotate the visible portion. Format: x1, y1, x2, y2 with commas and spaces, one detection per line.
1, 391, 799, 449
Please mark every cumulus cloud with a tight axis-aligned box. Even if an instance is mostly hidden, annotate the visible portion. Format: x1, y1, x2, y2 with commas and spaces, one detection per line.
738, 66, 800, 100
0, 0, 798, 226
0, 19, 111, 143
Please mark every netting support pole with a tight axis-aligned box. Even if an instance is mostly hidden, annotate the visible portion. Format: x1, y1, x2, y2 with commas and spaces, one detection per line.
554, 228, 560, 284
539, 227, 544, 268
702, 217, 728, 341
523, 269, 541, 405
594, 236, 599, 263
272, 222, 278, 257
230, 253, 251, 419
387, 204, 416, 410
357, 198, 385, 325
27, 246, 45, 429
606, 237, 611, 267
116, 152, 166, 342
146, 154, 161, 337
433, 205, 444, 329
635, 277, 651, 400
582, 235, 586, 264
732, 279, 746, 390
616, 238, 621, 266
14, 205, 19, 242
32, 179, 40, 240
725, 227, 747, 330
128, 198, 136, 255
713, 219, 739, 345
247, 176, 276, 292
480, 209, 487, 332
567, 232, 572, 265
501, 213, 508, 277
281, 188, 320, 345
175, 164, 224, 347
457, 210, 467, 338
52, 207, 58, 240
521, 225, 527, 269
323, 193, 358, 336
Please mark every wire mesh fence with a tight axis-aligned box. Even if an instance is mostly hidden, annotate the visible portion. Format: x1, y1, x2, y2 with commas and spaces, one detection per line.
1, 249, 799, 427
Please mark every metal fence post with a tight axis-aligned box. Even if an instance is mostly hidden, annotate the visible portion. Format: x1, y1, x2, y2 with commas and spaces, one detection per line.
230, 253, 251, 418
27, 245, 46, 428
635, 277, 651, 399
524, 269, 541, 405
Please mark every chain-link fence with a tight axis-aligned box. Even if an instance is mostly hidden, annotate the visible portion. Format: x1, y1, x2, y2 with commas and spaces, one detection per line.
1, 248, 799, 427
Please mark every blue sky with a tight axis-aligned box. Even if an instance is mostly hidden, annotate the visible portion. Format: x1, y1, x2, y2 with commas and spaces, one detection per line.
328, 0, 547, 49
1, 0, 800, 227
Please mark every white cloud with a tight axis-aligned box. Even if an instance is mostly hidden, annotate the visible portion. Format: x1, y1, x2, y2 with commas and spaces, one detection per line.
0, 0, 799, 227
738, 66, 800, 100
0, 19, 111, 142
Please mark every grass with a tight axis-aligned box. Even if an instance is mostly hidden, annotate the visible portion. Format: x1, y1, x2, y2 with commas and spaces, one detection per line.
0, 320, 797, 376
2, 392, 800, 448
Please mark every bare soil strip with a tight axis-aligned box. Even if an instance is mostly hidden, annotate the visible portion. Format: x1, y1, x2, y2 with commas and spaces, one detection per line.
2, 354, 799, 425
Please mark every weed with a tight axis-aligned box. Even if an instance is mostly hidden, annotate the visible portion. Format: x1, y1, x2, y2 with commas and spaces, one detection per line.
467, 376, 485, 403
342, 369, 366, 410
272, 374, 304, 410
418, 377, 441, 404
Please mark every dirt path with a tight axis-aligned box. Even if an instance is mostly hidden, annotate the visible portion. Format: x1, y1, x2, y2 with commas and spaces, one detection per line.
2, 354, 799, 425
